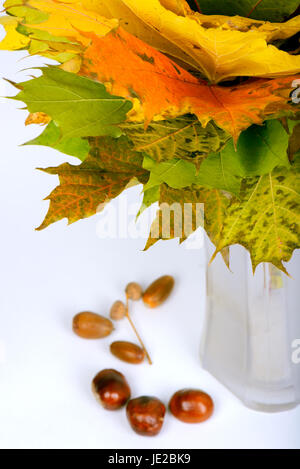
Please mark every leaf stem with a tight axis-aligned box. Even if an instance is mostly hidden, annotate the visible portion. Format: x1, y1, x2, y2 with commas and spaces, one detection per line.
246, 0, 264, 17
125, 294, 153, 365
2, 2, 24, 12
194, 1, 202, 13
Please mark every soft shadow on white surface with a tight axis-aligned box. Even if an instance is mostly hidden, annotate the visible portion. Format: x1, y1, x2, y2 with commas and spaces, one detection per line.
0, 50, 299, 450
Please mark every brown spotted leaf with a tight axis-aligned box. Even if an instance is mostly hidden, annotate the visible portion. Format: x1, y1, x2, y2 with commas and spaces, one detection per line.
121, 116, 230, 163
288, 121, 300, 161
215, 158, 300, 273
144, 184, 230, 252
37, 137, 148, 230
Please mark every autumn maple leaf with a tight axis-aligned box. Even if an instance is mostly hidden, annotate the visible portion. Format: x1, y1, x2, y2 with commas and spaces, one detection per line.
0, 0, 299, 272
2, 0, 300, 80
79, 26, 300, 142
1, 0, 299, 142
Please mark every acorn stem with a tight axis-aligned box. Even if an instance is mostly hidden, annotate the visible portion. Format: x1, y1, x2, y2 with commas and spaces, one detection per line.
125, 294, 152, 365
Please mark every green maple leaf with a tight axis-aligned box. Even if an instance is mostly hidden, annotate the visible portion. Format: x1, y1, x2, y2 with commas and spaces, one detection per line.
198, 0, 299, 22
122, 116, 230, 163
215, 158, 300, 273
12, 68, 133, 139
37, 137, 148, 230
224, 120, 291, 176
143, 155, 196, 191
195, 120, 291, 196
138, 186, 161, 218
139, 119, 292, 197
24, 121, 90, 161
195, 152, 242, 196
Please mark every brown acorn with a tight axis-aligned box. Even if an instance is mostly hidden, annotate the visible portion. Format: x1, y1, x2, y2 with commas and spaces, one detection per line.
110, 341, 145, 364
92, 369, 131, 410
72, 312, 114, 339
169, 389, 214, 423
143, 275, 175, 308
126, 396, 166, 436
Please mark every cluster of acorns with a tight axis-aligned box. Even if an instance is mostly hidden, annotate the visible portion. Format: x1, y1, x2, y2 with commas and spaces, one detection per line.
72, 275, 214, 436
92, 369, 214, 436
72, 276, 175, 365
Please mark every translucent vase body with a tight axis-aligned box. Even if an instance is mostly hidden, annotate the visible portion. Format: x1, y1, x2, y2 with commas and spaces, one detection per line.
201, 238, 300, 412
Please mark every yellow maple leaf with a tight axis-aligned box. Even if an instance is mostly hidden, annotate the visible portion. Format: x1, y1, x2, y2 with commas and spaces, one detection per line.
159, 0, 191, 16
3, 0, 299, 82
80, 0, 199, 70
0, 16, 30, 50
4, 0, 118, 48
121, 0, 300, 83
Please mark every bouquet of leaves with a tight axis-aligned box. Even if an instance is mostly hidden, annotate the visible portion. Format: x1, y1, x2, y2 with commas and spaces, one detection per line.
0, 0, 299, 273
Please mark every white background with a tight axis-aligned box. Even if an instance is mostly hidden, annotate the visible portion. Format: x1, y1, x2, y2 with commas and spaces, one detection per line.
0, 41, 300, 449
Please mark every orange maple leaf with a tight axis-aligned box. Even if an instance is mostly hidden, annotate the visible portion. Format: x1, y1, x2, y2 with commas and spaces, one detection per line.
79, 27, 299, 142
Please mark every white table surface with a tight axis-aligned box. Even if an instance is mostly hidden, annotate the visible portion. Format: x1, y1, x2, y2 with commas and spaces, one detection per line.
0, 46, 299, 450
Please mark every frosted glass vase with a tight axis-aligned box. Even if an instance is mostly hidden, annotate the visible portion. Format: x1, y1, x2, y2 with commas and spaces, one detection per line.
201, 238, 300, 412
